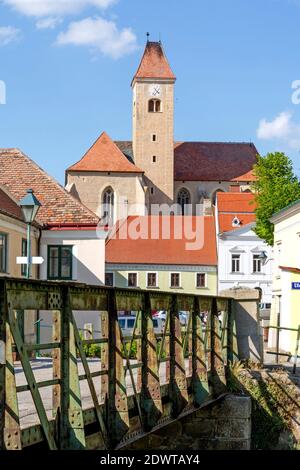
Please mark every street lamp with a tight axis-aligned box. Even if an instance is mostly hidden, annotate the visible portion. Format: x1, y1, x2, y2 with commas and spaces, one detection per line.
18, 189, 41, 279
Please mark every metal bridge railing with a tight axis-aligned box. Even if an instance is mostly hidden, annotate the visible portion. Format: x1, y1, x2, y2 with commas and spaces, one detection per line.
0, 277, 239, 451
265, 324, 300, 374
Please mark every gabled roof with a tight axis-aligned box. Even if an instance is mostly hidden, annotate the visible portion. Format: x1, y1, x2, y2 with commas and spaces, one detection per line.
0, 149, 99, 227
216, 192, 256, 233
0, 184, 26, 223
67, 132, 143, 174
115, 141, 258, 182
132, 41, 176, 83
174, 142, 257, 182
106, 215, 217, 266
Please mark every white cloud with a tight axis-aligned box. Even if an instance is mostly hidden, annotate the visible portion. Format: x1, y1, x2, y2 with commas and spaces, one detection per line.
56, 16, 138, 59
2, 0, 117, 17
36, 17, 62, 29
257, 111, 300, 149
0, 25, 21, 45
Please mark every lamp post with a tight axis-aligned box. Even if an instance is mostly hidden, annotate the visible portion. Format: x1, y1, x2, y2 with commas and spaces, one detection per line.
18, 189, 41, 278
18, 189, 41, 356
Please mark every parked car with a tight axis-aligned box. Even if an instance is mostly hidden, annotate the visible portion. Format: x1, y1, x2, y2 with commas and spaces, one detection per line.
118, 315, 165, 336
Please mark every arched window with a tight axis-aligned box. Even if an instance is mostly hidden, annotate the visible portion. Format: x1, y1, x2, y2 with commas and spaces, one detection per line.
102, 187, 114, 226
177, 188, 191, 215
211, 189, 224, 206
148, 99, 161, 113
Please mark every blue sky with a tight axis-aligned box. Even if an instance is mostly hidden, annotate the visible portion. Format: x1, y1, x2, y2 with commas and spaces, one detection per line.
1, 0, 300, 184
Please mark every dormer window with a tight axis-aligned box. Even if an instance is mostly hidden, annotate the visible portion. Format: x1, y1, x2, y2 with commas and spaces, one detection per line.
232, 217, 241, 228
148, 99, 161, 113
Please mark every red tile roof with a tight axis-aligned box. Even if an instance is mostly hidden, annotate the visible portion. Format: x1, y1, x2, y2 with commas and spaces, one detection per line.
0, 149, 99, 227
106, 215, 217, 266
67, 132, 143, 174
132, 41, 176, 83
280, 266, 300, 274
0, 185, 25, 223
174, 142, 258, 181
216, 192, 256, 233
115, 141, 258, 182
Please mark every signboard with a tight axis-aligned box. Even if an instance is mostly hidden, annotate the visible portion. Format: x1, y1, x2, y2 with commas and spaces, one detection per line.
291, 282, 300, 290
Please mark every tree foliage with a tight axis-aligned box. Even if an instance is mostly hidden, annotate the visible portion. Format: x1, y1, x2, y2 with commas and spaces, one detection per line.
252, 152, 300, 246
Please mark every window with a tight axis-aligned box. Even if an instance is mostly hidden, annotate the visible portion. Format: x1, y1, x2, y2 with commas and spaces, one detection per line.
0, 233, 7, 273
152, 134, 157, 142
127, 318, 135, 329
147, 272, 157, 288
148, 99, 161, 112
231, 254, 241, 273
196, 273, 206, 288
150, 187, 155, 195
118, 319, 126, 329
128, 272, 138, 288
253, 254, 262, 273
105, 272, 114, 287
170, 273, 180, 288
48, 245, 73, 280
102, 187, 114, 226
177, 188, 191, 215
21, 238, 27, 276
152, 155, 156, 163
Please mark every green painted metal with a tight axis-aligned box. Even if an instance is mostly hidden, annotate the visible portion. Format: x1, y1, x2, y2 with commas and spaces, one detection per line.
72, 313, 109, 448
0, 278, 245, 451
0, 282, 22, 450
7, 306, 57, 449
140, 292, 162, 431
60, 286, 85, 450
192, 297, 209, 406
169, 294, 188, 417
209, 298, 227, 397
227, 299, 239, 363
107, 289, 129, 447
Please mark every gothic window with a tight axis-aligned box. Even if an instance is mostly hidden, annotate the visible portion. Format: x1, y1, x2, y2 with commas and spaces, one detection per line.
102, 187, 114, 226
177, 188, 191, 215
148, 99, 161, 113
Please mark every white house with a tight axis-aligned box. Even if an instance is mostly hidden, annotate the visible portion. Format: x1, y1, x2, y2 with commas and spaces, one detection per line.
0, 148, 107, 340
215, 192, 272, 306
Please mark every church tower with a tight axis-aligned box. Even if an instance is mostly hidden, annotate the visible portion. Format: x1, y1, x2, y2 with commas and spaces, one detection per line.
132, 40, 176, 207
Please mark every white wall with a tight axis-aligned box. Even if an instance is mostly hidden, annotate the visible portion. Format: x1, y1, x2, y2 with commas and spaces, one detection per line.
40, 229, 106, 285
217, 226, 273, 304
38, 228, 106, 347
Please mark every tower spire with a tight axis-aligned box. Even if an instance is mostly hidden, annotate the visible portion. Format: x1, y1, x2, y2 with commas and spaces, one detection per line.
146, 32, 150, 42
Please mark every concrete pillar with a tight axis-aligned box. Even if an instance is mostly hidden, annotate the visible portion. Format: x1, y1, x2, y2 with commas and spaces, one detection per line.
220, 287, 262, 363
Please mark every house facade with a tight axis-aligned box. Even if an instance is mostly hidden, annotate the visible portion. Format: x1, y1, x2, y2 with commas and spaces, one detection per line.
268, 200, 300, 353
0, 148, 107, 340
105, 215, 218, 296
215, 192, 272, 305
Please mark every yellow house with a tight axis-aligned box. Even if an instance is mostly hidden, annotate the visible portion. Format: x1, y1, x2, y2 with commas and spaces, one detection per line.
269, 199, 300, 353
105, 215, 218, 296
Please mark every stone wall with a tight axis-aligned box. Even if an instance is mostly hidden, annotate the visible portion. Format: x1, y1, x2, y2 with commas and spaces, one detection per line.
125, 395, 251, 450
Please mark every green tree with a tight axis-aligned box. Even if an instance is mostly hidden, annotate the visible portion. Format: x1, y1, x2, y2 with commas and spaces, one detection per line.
252, 152, 300, 246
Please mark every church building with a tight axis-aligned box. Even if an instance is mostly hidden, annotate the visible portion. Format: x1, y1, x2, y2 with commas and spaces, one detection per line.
66, 40, 258, 226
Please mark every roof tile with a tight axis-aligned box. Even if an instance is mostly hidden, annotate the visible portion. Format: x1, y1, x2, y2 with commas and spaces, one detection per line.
106, 215, 217, 265
0, 149, 99, 226
68, 132, 143, 174
132, 41, 175, 82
